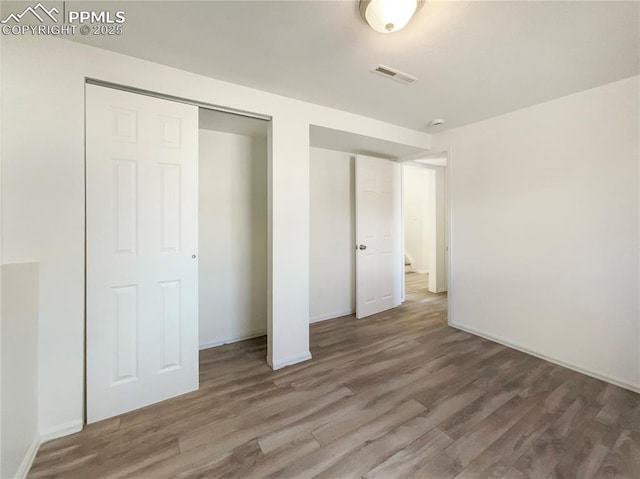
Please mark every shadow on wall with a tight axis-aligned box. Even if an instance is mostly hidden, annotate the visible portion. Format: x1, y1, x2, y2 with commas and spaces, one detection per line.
1, 262, 40, 479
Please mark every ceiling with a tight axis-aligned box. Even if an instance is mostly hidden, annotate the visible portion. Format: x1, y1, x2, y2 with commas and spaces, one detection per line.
64, 1, 638, 132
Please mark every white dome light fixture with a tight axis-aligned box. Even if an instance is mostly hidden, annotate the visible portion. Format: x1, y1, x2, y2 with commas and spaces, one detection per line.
359, 0, 424, 34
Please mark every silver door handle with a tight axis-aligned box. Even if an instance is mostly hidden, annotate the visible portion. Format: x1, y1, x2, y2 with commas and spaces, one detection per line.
358, 244, 367, 250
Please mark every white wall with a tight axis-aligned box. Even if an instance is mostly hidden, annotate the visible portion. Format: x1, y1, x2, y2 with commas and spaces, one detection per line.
403, 165, 432, 274
0, 30, 4, 479
309, 148, 355, 322
0, 35, 430, 437
433, 76, 640, 390
1, 263, 39, 479
199, 129, 267, 347
428, 167, 448, 294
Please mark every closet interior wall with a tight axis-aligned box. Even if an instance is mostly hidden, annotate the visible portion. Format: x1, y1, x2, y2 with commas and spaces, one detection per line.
198, 109, 268, 349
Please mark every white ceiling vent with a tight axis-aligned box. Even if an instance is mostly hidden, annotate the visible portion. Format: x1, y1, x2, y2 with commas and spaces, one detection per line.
371, 64, 418, 84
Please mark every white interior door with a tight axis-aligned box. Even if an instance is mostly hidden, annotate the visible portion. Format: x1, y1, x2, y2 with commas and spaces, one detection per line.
86, 84, 199, 423
355, 155, 402, 319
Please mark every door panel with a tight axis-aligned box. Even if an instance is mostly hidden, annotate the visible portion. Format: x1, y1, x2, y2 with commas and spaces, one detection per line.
355, 155, 402, 319
86, 84, 199, 423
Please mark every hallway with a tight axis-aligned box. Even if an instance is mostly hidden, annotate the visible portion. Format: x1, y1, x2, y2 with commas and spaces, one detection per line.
404, 272, 446, 305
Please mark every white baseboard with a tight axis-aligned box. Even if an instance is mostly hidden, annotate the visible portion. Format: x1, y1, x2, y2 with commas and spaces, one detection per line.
310, 310, 355, 324
450, 321, 640, 394
414, 269, 429, 275
40, 419, 83, 443
199, 331, 266, 351
15, 419, 84, 478
269, 351, 312, 370
14, 434, 41, 479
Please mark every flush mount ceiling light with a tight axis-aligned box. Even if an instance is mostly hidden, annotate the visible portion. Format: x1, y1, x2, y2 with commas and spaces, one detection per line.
359, 0, 424, 34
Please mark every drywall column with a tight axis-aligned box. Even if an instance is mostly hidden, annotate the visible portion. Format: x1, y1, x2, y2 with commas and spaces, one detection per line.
267, 115, 311, 369
428, 167, 447, 293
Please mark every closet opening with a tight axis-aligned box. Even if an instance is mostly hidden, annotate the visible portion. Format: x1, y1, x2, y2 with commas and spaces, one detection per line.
198, 108, 269, 351
85, 81, 270, 423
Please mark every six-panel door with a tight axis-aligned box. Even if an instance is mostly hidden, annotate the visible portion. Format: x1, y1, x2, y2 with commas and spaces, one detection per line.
355, 155, 402, 319
86, 85, 199, 423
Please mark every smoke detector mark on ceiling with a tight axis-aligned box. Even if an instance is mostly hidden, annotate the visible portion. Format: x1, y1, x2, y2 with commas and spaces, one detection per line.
372, 64, 418, 84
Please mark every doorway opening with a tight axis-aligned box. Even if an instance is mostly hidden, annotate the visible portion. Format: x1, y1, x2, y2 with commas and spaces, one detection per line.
401, 158, 448, 308
308, 125, 424, 331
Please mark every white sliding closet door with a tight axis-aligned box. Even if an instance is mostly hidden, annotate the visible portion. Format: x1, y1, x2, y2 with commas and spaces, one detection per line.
86, 84, 199, 423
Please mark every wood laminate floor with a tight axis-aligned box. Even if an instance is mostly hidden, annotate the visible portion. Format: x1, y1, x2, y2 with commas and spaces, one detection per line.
29, 274, 640, 478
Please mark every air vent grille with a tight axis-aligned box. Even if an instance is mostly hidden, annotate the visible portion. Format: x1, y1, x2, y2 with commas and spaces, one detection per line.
372, 64, 417, 84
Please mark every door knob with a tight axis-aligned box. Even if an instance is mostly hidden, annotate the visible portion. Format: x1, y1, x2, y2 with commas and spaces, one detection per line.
358, 244, 367, 250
